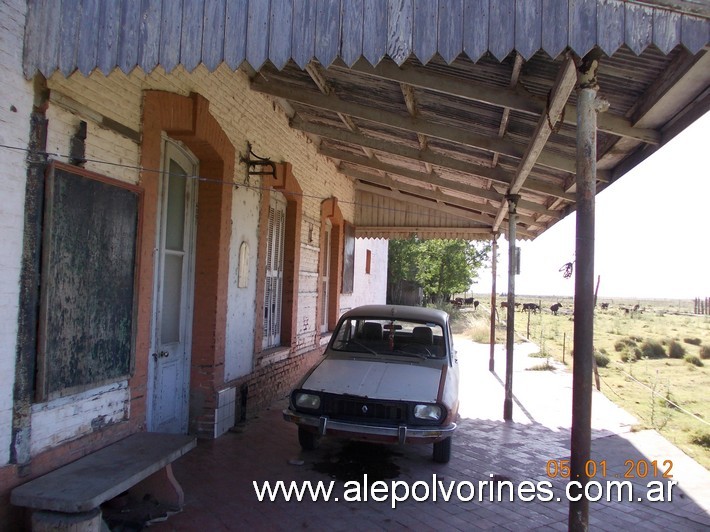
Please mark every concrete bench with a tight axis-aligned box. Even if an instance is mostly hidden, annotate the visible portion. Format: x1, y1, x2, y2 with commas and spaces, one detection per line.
11, 432, 196, 531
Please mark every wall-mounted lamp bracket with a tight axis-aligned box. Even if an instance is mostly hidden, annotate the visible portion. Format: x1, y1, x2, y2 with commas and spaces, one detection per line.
240, 142, 276, 180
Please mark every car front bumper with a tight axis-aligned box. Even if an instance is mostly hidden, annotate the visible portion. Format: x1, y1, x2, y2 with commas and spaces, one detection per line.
283, 409, 456, 445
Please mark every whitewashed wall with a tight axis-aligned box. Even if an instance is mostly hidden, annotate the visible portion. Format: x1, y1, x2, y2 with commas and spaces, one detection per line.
224, 185, 261, 381
0, 0, 32, 466
341, 238, 389, 312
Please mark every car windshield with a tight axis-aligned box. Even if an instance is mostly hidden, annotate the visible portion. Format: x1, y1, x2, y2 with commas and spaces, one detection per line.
330, 317, 446, 359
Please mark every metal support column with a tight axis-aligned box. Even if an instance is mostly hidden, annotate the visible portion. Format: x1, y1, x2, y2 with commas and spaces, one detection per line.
569, 50, 606, 532
489, 234, 498, 372
503, 195, 519, 421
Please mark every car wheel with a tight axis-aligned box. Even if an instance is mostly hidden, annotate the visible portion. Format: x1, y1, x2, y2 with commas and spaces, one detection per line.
433, 437, 451, 463
298, 426, 320, 450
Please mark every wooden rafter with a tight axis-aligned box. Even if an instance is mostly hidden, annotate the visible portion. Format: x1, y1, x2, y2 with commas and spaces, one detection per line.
338, 59, 660, 145
493, 56, 578, 232
400, 83, 433, 173
304, 62, 374, 159
319, 143, 575, 202
251, 78, 591, 176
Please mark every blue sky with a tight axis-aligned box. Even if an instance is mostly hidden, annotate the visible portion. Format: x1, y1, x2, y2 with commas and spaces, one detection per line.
472, 111, 710, 300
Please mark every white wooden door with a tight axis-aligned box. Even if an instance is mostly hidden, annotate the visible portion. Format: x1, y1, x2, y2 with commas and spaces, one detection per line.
149, 140, 197, 433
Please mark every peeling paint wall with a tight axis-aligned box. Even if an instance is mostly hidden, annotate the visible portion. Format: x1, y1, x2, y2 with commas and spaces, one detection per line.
0, 0, 33, 467
225, 185, 261, 381
30, 381, 129, 456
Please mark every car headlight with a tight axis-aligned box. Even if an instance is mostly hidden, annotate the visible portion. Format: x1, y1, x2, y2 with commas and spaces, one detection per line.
413, 404, 442, 421
294, 392, 321, 410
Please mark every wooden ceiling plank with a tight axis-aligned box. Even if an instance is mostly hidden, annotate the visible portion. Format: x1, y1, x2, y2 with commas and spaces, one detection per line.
354, 175, 540, 226
292, 117, 574, 201
251, 76, 582, 174
344, 165, 557, 218
626, 49, 710, 128
323, 143, 574, 203
304, 60, 373, 158
337, 58, 660, 144
356, 182, 497, 226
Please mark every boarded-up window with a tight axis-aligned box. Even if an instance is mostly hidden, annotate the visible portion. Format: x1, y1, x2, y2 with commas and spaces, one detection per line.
37, 162, 141, 400
342, 222, 355, 294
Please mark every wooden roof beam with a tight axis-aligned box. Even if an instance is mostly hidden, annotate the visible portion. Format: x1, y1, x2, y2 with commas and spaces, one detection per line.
493, 56, 578, 232
400, 83, 433, 173
250, 77, 589, 176
304, 62, 374, 159
292, 119, 575, 202
338, 59, 660, 145
492, 54, 525, 170
319, 142, 574, 201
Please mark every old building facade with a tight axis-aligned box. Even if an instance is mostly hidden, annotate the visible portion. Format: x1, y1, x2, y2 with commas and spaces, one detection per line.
0, 0, 388, 522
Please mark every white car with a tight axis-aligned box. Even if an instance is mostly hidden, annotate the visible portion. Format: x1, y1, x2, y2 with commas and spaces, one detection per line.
283, 305, 459, 463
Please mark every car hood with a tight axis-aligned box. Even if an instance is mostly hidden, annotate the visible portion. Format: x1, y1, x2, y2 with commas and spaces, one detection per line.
303, 358, 443, 402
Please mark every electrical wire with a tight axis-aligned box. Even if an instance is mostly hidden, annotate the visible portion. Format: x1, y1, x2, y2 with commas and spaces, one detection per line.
0, 142, 496, 224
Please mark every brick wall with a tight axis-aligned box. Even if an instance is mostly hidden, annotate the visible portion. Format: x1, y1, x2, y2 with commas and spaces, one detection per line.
42, 66, 358, 437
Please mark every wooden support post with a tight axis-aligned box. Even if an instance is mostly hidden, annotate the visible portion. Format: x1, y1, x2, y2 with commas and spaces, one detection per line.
569, 50, 606, 532
489, 235, 498, 372
504, 195, 520, 421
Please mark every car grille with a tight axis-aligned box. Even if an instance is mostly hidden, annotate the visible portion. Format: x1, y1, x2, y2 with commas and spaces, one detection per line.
322, 396, 407, 424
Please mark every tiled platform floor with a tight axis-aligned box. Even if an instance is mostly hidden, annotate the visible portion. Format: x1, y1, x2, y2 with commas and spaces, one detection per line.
152, 338, 710, 531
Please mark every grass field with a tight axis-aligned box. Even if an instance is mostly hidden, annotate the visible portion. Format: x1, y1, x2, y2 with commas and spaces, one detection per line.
456, 295, 710, 470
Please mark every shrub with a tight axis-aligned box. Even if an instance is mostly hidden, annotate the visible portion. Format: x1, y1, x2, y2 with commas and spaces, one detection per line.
619, 351, 632, 363
640, 339, 666, 359
684, 337, 702, 346
667, 341, 686, 359
691, 432, 710, 448
528, 362, 554, 371
594, 351, 610, 368
684, 354, 704, 367
614, 338, 636, 352
700, 345, 710, 360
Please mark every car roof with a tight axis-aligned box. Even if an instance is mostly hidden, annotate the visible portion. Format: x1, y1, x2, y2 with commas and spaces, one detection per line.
340, 304, 448, 326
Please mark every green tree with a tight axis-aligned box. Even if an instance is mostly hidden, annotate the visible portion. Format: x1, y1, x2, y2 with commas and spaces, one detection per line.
387, 238, 489, 305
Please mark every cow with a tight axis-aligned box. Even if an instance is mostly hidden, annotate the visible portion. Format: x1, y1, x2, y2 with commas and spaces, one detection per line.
464, 297, 474, 305
550, 302, 562, 315
600, 303, 609, 310
473, 300, 480, 310
522, 303, 540, 313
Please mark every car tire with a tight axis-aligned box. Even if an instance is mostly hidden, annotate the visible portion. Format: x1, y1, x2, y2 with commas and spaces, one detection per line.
298, 426, 320, 450
433, 437, 451, 463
